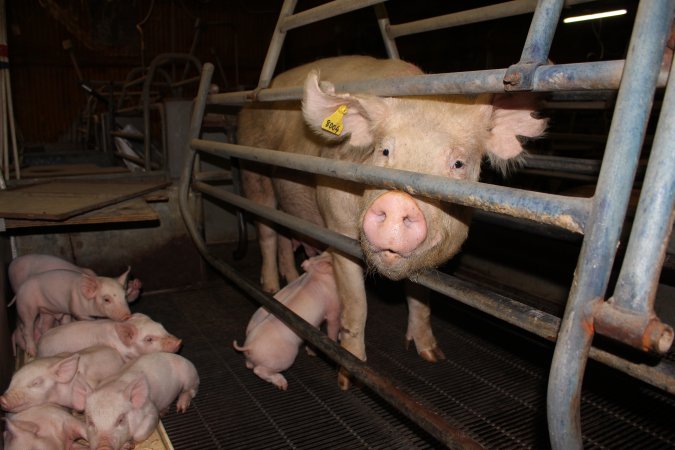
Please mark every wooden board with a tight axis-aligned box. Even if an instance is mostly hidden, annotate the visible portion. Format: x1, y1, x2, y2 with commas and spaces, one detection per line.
0, 179, 170, 220
3, 197, 159, 229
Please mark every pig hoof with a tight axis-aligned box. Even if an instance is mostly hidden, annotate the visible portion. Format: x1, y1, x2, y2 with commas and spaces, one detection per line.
418, 346, 446, 363
337, 367, 351, 391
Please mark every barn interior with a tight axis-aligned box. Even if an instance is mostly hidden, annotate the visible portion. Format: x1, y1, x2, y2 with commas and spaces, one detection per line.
1, 1, 674, 449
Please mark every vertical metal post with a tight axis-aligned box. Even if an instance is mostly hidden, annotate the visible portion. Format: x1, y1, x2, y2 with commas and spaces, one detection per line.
547, 1, 674, 448
374, 3, 399, 59
504, 0, 564, 91
257, 0, 298, 89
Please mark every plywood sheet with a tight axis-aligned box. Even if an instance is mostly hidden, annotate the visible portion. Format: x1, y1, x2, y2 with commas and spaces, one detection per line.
3, 197, 159, 229
0, 179, 170, 220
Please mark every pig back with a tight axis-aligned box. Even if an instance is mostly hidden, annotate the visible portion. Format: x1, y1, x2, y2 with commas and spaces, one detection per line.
123, 353, 199, 410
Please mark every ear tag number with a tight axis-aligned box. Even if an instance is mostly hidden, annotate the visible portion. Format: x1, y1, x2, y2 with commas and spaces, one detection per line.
321, 105, 348, 136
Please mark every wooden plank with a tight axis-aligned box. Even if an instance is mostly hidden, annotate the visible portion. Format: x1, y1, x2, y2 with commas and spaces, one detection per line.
0, 179, 170, 220
19, 164, 131, 178
3, 197, 159, 229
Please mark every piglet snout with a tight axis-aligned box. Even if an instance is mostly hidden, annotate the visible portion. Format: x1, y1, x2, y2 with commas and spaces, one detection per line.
362, 191, 427, 256
0, 393, 11, 410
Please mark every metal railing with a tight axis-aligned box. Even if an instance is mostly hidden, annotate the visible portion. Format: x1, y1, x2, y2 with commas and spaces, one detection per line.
178, 1, 675, 448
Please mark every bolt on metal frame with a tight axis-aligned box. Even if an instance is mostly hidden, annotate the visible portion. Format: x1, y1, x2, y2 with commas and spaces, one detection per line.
178, 1, 675, 448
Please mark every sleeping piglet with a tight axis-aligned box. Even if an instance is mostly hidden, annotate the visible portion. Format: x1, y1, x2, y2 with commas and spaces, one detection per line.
3, 404, 88, 450
37, 312, 182, 361
233, 252, 341, 390
77, 352, 199, 450
0, 346, 125, 412
11, 269, 132, 356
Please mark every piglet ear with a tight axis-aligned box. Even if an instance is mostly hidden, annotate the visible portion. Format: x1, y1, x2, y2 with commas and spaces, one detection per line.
302, 71, 390, 148
7, 418, 40, 435
70, 375, 93, 412
114, 322, 137, 347
80, 275, 99, 300
486, 93, 548, 161
117, 267, 131, 287
126, 374, 150, 409
52, 354, 80, 383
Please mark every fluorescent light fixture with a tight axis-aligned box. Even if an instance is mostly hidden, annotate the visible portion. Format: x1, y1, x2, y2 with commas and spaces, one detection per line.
563, 9, 627, 23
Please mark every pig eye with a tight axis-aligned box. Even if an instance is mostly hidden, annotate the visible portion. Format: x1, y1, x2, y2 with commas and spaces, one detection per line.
116, 414, 126, 427
382, 148, 389, 156
144, 336, 154, 343
30, 377, 43, 387
103, 296, 111, 304
452, 160, 465, 169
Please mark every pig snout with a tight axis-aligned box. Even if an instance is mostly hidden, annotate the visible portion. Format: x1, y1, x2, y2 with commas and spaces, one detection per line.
0, 392, 14, 410
362, 191, 428, 259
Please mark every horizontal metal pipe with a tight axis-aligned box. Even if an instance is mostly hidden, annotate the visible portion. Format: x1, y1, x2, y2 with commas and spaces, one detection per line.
192, 181, 675, 394
191, 139, 590, 234
387, 0, 592, 39
523, 154, 601, 175
207, 60, 671, 105
280, 0, 387, 32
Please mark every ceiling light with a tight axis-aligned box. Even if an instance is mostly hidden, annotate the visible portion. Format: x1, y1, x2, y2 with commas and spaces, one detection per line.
563, 9, 627, 23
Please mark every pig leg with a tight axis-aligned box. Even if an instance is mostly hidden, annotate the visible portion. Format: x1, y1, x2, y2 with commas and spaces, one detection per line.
332, 252, 368, 391
278, 234, 300, 285
253, 365, 288, 390
243, 170, 281, 293
405, 281, 445, 362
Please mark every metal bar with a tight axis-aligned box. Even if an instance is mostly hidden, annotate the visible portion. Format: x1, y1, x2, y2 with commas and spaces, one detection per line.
387, 0, 592, 39
523, 154, 601, 176
208, 60, 671, 105
279, 0, 387, 32
191, 138, 590, 234
180, 64, 484, 450
594, 50, 675, 355
504, 0, 564, 91
547, 2, 674, 449
191, 181, 675, 395
374, 3, 399, 59
257, 0, 297, 89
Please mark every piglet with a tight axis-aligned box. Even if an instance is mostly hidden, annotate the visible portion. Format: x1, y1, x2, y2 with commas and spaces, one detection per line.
37, 312, 182, 361
10, 268, 132, 356
0, 346, 125, 412
78, 352, 199, 450
9, 253, 143, 302
233, 252, 341, 390
3, 404, 88, 450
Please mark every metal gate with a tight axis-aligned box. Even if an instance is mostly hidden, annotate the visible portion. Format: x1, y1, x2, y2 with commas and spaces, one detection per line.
177, 1, 675, 448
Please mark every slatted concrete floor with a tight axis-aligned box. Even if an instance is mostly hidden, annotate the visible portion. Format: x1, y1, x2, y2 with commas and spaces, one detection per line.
132, 253, 675, 449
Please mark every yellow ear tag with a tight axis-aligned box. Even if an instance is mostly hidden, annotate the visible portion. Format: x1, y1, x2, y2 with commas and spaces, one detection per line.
321, 105, 348, 136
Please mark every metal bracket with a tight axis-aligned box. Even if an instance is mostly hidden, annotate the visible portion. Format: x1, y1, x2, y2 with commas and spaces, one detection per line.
503, 61, 543, 92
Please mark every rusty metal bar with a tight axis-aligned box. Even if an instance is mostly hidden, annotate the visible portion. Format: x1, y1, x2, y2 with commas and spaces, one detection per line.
547, 1, 675, 448
504, 0, 564, 91
191, 138, 590, 234
593, 46, 675, 356
190, 180, 675, 395
208, 60, 671, 105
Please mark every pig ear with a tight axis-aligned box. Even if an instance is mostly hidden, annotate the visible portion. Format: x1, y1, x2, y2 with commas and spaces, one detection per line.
302, 71, 390, 148
70, 375, 93, 412
80, 275, 99, 300
7, 418, 40, 435
114, 322, 137, 346
126, 374, 150, 409
117, 266, 131, 286
485, 93, 547, 168
52, 354, 80, 383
